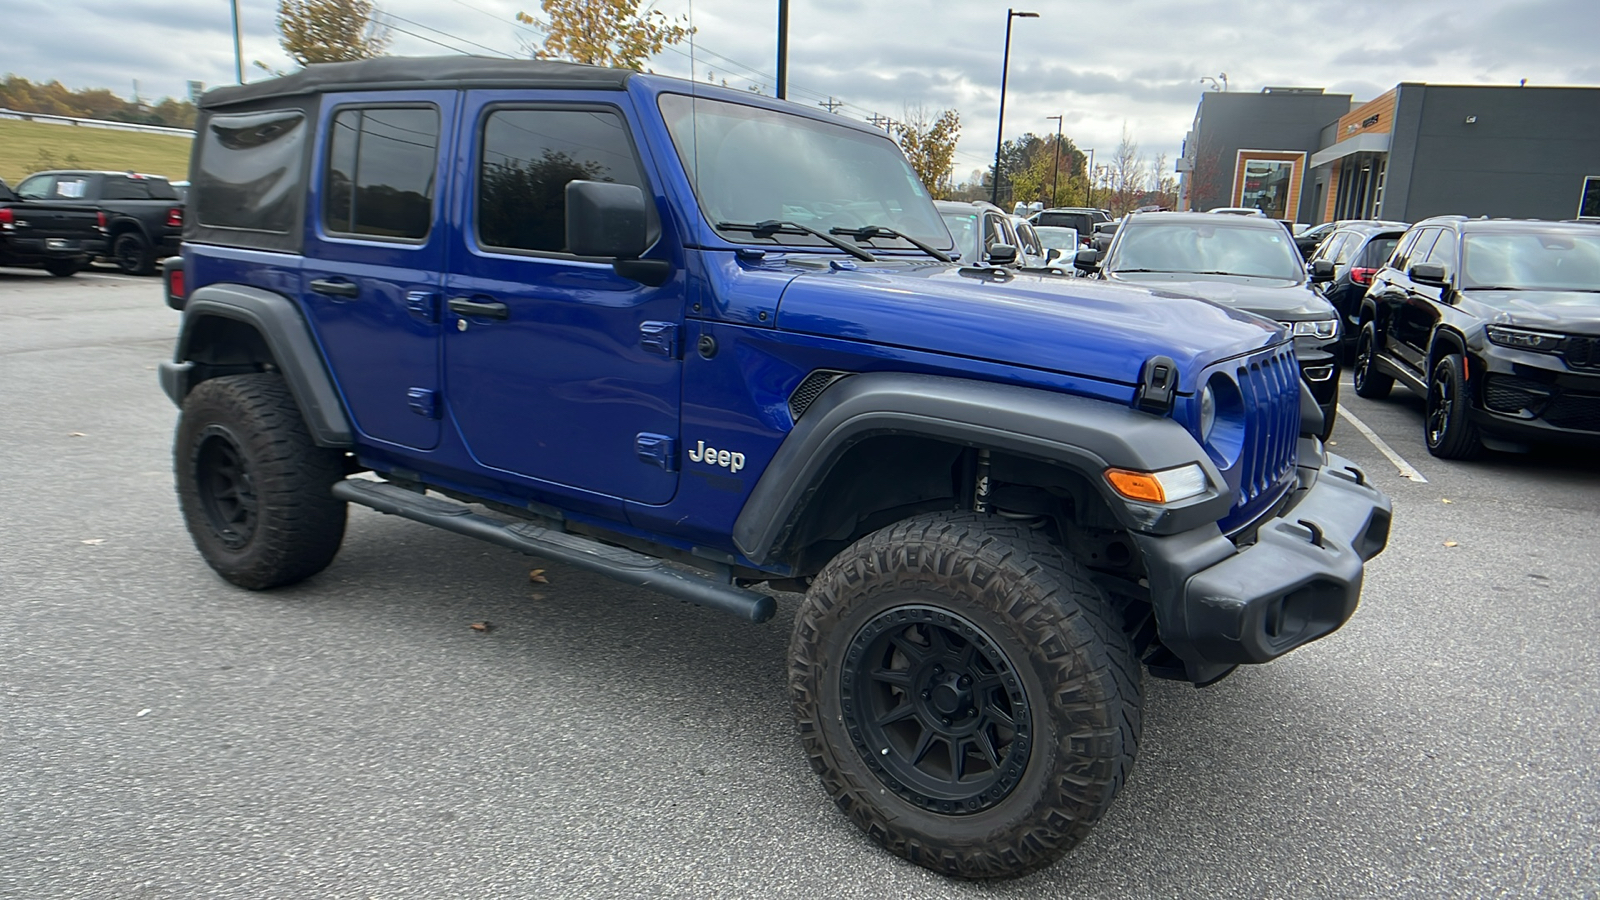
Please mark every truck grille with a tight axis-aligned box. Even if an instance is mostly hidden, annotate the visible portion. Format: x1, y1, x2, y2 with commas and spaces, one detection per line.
1564, 335, 1600, 370
1233, 345, 1301, 508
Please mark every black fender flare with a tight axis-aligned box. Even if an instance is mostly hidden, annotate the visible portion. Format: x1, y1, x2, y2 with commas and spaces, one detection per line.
731, 372, 1230, 565
160, 283, 353, 447
107, 215, 151, 242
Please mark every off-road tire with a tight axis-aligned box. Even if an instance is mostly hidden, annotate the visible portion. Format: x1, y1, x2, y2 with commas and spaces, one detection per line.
1425, 353, 1485, 460
1352, 322, 1393, 399
111, 231, 155, 275
175, 373, 347, 589
42, 258, 82, 277
789, 512, 1142, 879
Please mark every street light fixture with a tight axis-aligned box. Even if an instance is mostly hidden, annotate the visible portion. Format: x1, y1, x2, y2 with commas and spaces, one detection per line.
990, 9, 1039, 207
1046, 114, 1063, 207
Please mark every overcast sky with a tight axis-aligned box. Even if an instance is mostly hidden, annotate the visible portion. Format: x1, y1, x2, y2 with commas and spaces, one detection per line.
6, 0, 1598, 184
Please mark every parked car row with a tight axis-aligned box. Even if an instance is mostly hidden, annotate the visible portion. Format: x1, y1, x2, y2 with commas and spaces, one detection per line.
8, 170, 184, 275
0, 177, 107, 276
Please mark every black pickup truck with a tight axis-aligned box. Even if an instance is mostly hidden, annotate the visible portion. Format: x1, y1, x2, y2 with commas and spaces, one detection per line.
13, 170, 183, 275
0, 178, 107, 276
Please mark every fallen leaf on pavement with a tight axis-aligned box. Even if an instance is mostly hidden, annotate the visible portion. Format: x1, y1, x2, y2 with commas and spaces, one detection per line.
1443, 541, 1459, 547
1441, 498, 1453, 504
69, 432, 86, 437
528, 568, 549, 584
469, 621, 493, 633
81, 538, 105, 545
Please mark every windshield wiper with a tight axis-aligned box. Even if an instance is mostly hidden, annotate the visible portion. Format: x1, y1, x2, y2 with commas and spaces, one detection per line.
828, 225, 952, 262
717, 220, 876, 262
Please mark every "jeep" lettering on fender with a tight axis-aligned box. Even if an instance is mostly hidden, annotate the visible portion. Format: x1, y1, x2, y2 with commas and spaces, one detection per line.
687, 440, 745, 473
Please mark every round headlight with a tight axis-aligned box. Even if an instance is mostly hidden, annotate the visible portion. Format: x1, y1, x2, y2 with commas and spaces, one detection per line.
1199, 384, 1216, 442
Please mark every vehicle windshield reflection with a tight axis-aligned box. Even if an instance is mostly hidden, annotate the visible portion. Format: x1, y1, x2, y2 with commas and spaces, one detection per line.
1112, 222, 1304, 280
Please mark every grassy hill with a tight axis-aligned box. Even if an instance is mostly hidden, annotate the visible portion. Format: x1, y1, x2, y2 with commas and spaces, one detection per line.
0, 118, 192, 186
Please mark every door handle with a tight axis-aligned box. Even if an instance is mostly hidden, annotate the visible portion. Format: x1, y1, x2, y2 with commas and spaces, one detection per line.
310, 279, 359, 298
447, 297, 509, 320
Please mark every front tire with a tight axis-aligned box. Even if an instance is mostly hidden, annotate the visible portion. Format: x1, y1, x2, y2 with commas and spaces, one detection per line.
1425, 353, 1484, 460
789, 512, 1142, 878
175, 373, 347, 589
1352, 323, 1393, 399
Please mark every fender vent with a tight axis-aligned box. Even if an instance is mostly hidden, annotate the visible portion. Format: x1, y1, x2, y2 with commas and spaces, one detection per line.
788, 370, 850, 421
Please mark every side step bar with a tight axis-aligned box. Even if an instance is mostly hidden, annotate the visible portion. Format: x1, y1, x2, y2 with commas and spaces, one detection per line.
333, 479, 777, 623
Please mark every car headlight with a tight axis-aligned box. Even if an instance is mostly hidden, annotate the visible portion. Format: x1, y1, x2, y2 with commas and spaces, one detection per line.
1486, 325, 1562, 352
1288, 318, 1339, 340
1199, 383, 1216, 443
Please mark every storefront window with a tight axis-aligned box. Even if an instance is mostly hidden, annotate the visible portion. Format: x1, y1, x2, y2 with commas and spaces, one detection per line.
1240, 159, 1294, 218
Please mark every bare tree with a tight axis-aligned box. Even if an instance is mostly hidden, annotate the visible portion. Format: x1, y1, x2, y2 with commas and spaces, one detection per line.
1106, 125, 1146, 216
1183, 133, 1230, 212
1151, 153, 1178, 209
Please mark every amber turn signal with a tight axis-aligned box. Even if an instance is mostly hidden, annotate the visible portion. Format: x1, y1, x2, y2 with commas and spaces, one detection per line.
1105, 469, 1167, 502
1104, 463, 1209, 504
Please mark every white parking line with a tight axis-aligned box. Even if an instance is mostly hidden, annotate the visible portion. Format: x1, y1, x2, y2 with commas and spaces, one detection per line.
1337, 407, 1428, 483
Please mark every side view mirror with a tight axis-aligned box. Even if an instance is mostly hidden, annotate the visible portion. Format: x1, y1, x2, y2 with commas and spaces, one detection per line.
1409, 261, 1449, 286
1310, 259, 1335, 282
1074, 247, 1101, 272
987, 243, 1018, 266
1044, 247, 1061, 262
566, 180, 647, 258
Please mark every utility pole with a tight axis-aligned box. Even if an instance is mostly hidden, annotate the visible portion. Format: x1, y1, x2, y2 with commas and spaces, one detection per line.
818, 97, 844, 113
776, 0, 789, 100
1046, 114, 1063, 208
867, 113, 894, 130
231, 0, 244, 84
1085, 148, 1096, 209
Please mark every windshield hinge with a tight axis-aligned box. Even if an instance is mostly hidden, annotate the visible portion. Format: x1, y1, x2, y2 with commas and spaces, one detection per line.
1136, 355, 1178, 414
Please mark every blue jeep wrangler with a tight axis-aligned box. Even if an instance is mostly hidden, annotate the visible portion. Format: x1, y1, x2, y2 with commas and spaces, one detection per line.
160, 57, 1390, 878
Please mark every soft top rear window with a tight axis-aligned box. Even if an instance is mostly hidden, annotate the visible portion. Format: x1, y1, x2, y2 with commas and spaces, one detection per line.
194, 110, 307, 233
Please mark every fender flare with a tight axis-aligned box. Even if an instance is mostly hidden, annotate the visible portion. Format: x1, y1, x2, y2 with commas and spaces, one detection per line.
732, 372, 1230, 565
162, 283, 353, 447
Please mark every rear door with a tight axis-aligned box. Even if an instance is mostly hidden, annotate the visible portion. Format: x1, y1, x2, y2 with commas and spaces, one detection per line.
441, 90, 684, 505
300, 92, 456, 451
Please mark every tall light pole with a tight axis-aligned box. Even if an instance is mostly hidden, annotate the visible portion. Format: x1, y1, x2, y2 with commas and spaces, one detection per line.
1085, 148, 1096, 209
231, 0, 244, 84
776, 0, 789, 99
1046, 114, 1063, 207
990, 9, 1038, 207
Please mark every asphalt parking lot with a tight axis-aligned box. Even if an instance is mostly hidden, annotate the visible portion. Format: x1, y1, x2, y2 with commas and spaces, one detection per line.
2, 268, 1598, 899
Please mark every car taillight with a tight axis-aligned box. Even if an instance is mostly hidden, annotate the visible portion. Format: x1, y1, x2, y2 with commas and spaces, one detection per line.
1350, 266, 1376, 286
0, 208, 13, 230
166, 208, 183, 228
170, 268, 185, 299
97, 210, 109, 232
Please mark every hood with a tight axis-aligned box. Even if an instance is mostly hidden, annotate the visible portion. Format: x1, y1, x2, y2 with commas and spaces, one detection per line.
774, 260, 1284, 387
1460, 289, 1600, 336
1106, 271, 1335, 321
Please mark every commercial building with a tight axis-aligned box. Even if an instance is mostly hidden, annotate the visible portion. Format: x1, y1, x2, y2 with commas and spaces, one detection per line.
1177, 83, 1600, 224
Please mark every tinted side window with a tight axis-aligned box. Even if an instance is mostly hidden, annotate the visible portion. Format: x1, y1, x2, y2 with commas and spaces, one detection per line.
1313, 232, 1349, 264
1332, 233, 1361, 265
323, 106, 439, 240
477, 107, 649, 254
1407, 229, 1442, 271
195, 110, 308, 233
1421, 229, 1457, 268
103, 177, 151, 200
1390, 229, 1423, 270
15, 176, 51, 199
1360, 236, 1400, 267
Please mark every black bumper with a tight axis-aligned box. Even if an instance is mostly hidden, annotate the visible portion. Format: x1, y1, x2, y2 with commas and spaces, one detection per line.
1134, 448, 1391, 683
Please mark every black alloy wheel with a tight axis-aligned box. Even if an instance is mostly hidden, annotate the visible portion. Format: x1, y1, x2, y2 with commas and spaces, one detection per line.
194, 425, 258, 549
1353, 323, 1393, 399
1425, 353, 1484, 460
111, 231, 155, 275
841, 605, 1032, 815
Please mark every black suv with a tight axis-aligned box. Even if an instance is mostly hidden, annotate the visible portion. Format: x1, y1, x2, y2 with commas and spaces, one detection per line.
1029, 207, 1109, 248
1308, 220, 1409, 357
1353, 217, 1600, 458
1079, 211, 1343, 437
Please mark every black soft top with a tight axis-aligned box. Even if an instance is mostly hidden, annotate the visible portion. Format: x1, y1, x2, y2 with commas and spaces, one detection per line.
201, 56, 632, 109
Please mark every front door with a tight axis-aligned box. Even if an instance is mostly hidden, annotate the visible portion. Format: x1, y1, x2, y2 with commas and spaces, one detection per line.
300, 92, 456, 450
442, 91, 683, 505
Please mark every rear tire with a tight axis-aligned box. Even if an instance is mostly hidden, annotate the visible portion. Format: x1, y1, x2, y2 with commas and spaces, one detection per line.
1425, 353, 1485, 460
790, 512, 1141, 878
43, 258, 83, 277
175, 373, 347, 589
1352, 323, 1393, 399
111, 231, 155, 275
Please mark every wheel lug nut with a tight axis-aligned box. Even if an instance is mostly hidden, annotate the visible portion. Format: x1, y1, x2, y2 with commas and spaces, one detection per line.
920, 690, 931, 700
941, 717, 951, 726
966, 708, 976, 717
932, 664, 943, 675
958, 675, 971, 688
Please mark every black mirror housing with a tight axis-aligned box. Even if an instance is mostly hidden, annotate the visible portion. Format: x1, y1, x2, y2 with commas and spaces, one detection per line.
1310, 258, 1335, 282
1409, 261, 1449, 285
566, 180, 648, 259
987, 243, 1018, 265
1074, 247, 1101, 271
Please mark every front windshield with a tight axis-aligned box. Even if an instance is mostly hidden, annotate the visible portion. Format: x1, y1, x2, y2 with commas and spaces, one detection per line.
939, 211, 977, 258
1034, 226, 1077, 251
1110, 220, 1304, 280
1461, 231, 1600, 291
658, 92, 951, 252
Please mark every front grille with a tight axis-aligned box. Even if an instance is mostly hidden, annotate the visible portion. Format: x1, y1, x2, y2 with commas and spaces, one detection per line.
788, 370, 850, 421
1564, 335, 1600, 370
1234, 345, 1301, 508
1484, 374, 1552, 414
1542, 393, 1600, 432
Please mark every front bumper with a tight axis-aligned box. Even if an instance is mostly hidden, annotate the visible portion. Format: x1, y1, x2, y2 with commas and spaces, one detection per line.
1134, 447, 1391, 683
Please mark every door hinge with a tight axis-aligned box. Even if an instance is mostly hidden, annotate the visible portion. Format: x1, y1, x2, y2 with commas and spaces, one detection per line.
405, 290, 440, 323
635, 433, 677, 472
407, 387, 440, 419
639, 321, 680, 358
